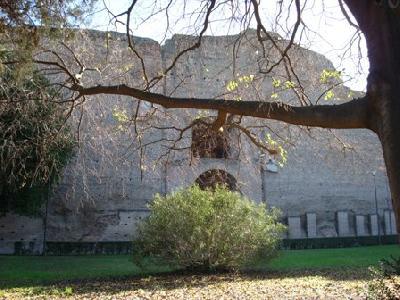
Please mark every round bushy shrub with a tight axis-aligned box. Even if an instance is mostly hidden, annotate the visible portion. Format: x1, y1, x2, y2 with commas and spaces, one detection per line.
135, 185, 286, 270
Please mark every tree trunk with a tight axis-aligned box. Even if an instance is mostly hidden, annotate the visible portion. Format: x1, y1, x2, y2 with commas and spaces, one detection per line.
369, 72, 400, 237
378, 96, 400, 236
344, 0, 400, 238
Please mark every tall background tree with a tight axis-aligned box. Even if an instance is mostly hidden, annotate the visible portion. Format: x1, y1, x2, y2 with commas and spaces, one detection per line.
0, 63, 75, 214
0, 0, 96, 214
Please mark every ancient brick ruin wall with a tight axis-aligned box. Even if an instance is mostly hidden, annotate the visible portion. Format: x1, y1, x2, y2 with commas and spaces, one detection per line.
0, 30, 396, 254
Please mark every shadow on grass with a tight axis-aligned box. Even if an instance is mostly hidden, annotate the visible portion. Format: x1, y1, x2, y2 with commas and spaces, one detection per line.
0, 265, 373, 297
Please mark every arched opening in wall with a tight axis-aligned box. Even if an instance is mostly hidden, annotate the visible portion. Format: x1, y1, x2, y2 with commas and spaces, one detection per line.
195, 169, 237, 191
191, 118, 231, 159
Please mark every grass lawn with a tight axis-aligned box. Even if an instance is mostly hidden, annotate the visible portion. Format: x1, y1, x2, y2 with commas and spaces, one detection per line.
254, 244, 400, 270
0, 245, 399, 299
0, 245, 398, 288
0, 256, 174, 288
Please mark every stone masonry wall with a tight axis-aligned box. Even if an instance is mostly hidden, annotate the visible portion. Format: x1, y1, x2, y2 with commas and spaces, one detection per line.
0, 29, 396, 253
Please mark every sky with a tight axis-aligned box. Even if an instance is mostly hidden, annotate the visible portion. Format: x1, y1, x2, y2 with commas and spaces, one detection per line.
88, 0, 368, 91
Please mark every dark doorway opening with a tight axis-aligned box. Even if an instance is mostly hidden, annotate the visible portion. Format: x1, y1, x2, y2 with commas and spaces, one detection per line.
195, 169, 237, 191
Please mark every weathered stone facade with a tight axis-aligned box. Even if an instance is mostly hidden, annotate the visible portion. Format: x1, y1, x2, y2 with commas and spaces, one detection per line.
0, 29, 397, 254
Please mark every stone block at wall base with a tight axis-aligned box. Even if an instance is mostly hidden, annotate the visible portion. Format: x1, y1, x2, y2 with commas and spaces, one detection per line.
337, 211, 351, 237
306, 213, 317, 238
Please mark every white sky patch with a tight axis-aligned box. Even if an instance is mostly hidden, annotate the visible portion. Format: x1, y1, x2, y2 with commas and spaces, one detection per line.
88, 0, 368, 91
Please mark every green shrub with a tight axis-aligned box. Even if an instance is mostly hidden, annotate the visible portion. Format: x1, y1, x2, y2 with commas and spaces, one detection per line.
135, 185, 286, 270
380, 256, 400, 276
367, 256, 400, 299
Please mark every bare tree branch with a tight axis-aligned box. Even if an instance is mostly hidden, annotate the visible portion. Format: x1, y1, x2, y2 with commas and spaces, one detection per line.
72, 83, 371, 130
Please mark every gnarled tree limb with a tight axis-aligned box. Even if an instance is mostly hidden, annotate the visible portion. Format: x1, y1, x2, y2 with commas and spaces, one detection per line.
72, 83, 370, 130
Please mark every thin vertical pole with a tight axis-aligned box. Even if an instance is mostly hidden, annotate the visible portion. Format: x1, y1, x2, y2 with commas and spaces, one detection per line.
373, 172, 381, 244
42, 185, 50, 255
